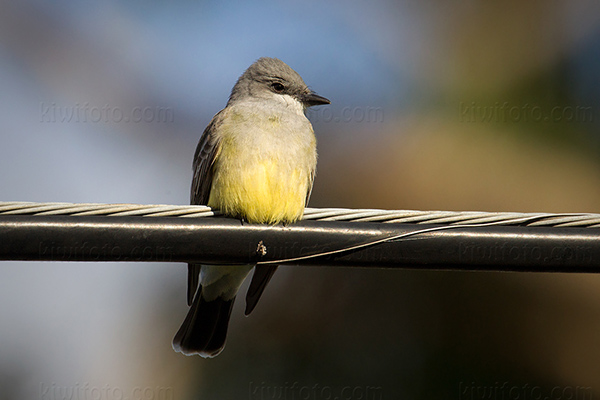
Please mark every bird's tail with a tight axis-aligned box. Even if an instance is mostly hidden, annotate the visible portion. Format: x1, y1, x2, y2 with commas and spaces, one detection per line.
172, 288, 235, 358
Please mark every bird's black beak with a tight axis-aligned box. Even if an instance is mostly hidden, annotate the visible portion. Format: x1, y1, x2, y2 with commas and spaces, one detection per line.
302, 91, 330, 107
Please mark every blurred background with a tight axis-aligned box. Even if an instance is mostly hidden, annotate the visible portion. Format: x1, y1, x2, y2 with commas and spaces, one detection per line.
1, 0, 600, 398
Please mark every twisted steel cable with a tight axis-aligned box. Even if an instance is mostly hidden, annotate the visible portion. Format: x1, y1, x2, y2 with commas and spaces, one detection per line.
0, 201, 599, 270
1, 201, 599, 228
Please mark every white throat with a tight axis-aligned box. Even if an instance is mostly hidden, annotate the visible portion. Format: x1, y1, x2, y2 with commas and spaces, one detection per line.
274, 93, 305, 116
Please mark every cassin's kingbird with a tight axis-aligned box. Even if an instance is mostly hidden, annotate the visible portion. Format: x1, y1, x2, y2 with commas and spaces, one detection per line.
172, 57, 330, 357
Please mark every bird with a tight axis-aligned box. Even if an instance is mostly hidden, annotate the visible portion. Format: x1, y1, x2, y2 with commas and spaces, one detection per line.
172, 57, 330, 357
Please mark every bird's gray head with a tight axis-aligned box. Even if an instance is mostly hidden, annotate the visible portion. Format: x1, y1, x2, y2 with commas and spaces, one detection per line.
227, 57, 330, 111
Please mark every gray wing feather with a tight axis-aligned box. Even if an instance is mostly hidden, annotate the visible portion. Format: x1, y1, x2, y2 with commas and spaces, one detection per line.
305, 168, 316, 206
191, 110, 225, 206
187, 110, 224, 305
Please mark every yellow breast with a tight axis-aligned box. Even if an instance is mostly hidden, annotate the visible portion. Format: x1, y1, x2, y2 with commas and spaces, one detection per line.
207, 108, 316, 224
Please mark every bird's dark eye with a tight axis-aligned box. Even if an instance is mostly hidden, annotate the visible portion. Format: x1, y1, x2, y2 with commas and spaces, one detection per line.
271, 82, 285, 93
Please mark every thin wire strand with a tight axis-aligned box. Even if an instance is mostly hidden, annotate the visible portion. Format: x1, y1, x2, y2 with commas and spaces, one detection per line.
1, 201, 599, 228
256, 214, 589, 265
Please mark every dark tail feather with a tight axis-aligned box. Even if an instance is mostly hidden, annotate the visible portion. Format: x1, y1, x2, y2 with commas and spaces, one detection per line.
173, 288, 235, 357
187, 264, 201, 306
245, 265, 278, 315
